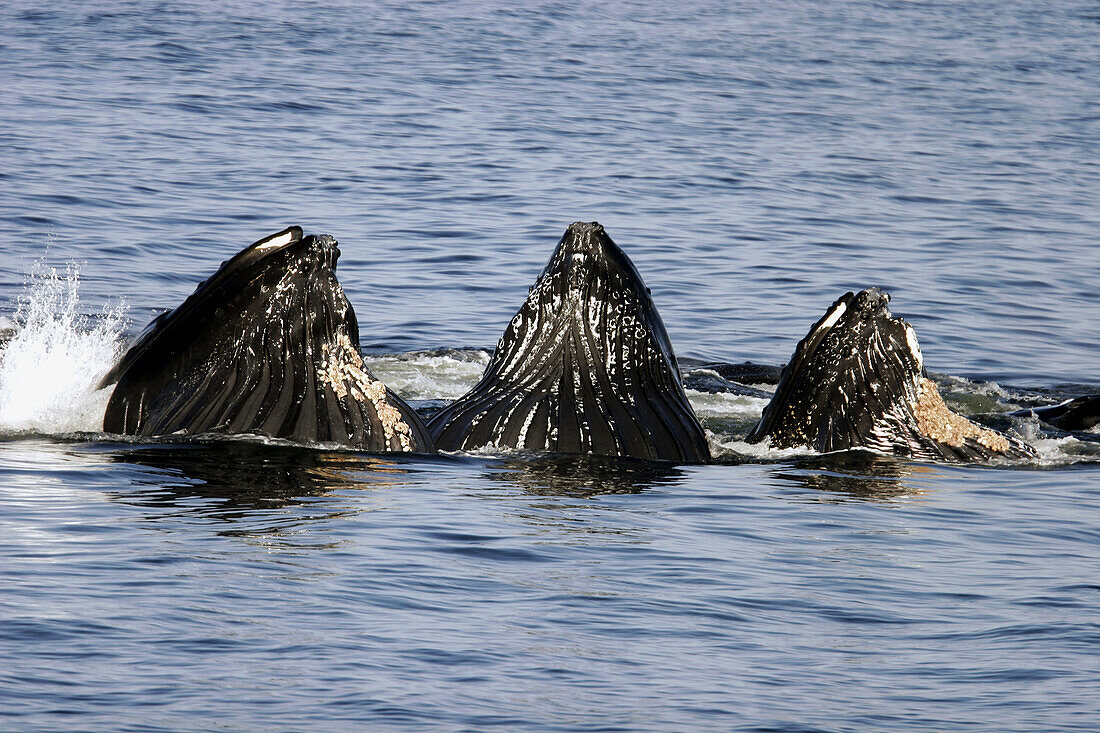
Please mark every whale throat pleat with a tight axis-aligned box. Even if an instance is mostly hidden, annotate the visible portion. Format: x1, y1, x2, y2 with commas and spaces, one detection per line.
428, 223, 709, 463
747, 289, 1036, 462
101, 231, 432, 453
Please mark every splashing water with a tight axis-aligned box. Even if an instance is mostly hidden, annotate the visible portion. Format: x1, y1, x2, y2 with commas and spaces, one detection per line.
0, 265, 126, 435
366, 350, 490, 401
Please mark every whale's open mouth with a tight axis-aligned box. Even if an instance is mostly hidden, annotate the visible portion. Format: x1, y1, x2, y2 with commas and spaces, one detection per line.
427, 222, 709, 463
747, 288, 1034, 462
98, 227, 429, 453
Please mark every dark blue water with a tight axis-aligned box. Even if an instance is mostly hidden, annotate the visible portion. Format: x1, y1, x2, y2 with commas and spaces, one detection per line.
1, 1, 1098, 731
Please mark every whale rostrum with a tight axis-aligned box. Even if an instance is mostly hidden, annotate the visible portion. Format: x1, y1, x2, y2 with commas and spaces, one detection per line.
746, 288, 1037, 462
99, 226, 432, 452
427, 222, 711, 462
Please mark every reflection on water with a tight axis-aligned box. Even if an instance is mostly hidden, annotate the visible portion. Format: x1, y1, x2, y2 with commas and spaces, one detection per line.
484, 453, 688, 497
106, 440, 417, 526
769, 452, 938, 502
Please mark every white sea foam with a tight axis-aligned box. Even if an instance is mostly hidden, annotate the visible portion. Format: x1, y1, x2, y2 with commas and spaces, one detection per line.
0, 264, 125, 435
712, 435, 820, 461
686, 389, 770, 419
365, 350, 489, 401
1026, 433, 1100, 466
937, 373, 1011, 399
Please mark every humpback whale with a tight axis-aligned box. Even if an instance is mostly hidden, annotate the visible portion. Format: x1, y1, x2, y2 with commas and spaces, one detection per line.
1011, 395, 1100, 432
746, 289, 1036, 462
427, 222, 710, 463
99, 226, 432, 453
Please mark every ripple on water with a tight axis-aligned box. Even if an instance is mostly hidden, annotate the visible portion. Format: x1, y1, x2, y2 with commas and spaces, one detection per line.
2, 0, 1100, 731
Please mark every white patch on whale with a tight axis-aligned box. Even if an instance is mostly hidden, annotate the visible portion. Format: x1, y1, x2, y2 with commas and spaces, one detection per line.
815, 301, 847, 334
904, 324, 923, 370
253, 228, 299, 251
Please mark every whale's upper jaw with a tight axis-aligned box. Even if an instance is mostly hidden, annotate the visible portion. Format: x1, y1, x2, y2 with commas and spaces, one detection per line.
97, 227, 342, 390
207, 226, 340, 291
747, 288, 1034, 462
427, 222, 710, 463
263, 228, 340, 270
795, 287, 921, 376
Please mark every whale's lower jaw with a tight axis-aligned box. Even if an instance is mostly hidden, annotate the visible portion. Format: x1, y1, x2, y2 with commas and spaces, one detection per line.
427, 325, 710, 463
753, 377, 1035, 463
101, 229, 432, 453
907, 378, 1035, 461
852, 379, 1036, 462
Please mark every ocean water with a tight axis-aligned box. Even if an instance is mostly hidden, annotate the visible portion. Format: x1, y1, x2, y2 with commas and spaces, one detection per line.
1, 1, 1098, 731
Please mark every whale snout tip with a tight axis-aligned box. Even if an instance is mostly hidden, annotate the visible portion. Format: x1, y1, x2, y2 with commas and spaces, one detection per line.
310, 233, 339, 251
306, 233, 340, 268
563, 221, 612, 246
561, 221, 613, 255
244, 228, 342, 273
249, 227, 339, 260
566, 221, 604, 235
853, 287, 891, 314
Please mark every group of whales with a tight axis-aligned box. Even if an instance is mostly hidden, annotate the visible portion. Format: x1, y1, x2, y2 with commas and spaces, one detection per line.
98, 222, 1097, 464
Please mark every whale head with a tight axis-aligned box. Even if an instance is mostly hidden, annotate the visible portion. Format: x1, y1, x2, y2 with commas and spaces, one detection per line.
747, 288, 1034, 462
100, 226, 431, 452
428, 222, 709, 462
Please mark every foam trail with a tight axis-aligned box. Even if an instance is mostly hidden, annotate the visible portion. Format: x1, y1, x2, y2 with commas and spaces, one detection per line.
0, 264, 126, 435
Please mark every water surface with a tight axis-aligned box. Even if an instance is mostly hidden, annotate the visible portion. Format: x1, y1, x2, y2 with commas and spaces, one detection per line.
1, 1, 1098, 731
